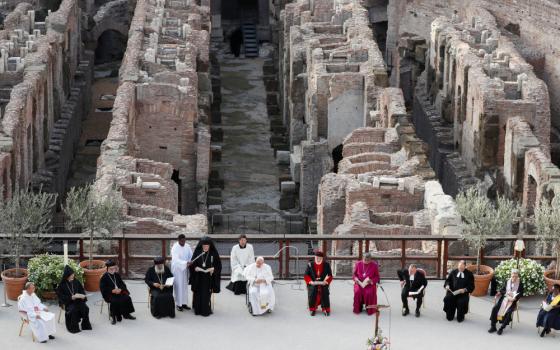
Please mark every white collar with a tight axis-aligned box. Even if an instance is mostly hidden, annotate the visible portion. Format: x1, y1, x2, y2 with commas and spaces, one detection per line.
457, 271, 465, 278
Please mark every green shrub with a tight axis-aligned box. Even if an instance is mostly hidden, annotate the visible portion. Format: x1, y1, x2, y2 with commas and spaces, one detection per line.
494, 258, 546, 296
28, 254, 84, 298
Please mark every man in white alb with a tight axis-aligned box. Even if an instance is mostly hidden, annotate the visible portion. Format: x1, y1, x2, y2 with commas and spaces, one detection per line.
18, 282, 56, 343
226, 234, 255, 295
171, 234, 193, 311
244, 256, 275, 315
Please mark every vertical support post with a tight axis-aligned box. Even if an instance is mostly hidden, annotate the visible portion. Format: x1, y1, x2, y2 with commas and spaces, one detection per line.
286, 239, 291, 278
161, 239, 166, 260
358, 240, 363, 260
436, 239, 442, 279
322, 240, 327, 255
124, 239, 129, 276
443, 240, 449, 276
278, 240, 283, 278
79, 239, 84, 261
118, 239, 124, 276
479, 246, 484, 267
401, 239, 406, 270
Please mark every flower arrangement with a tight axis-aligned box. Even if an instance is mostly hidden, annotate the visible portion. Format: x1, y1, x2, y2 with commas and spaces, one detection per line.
494, 258, 546, 296
367, 329, 390, 350
28, 254, 84, 298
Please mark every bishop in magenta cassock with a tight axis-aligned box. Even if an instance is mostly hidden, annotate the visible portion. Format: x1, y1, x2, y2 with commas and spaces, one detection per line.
304, 250, 333, 316
353, 252, 380, 315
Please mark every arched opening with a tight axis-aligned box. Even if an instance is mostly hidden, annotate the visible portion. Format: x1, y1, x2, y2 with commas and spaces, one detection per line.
95, 30, 127, 65
332, 144, 344, 173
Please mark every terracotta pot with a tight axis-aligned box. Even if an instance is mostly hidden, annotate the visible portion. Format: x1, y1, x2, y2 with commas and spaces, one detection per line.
544, 270, 560, 292
467, 264, 494, 297
79, 260, 106, 292
41, 290, 58, 300
1, 268, 28, 301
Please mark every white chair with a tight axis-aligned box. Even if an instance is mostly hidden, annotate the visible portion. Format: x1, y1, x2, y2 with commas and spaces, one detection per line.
18, 311, 36, 342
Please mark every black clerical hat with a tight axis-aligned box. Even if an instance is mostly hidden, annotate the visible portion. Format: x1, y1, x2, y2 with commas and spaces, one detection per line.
314, 250, 324, 257
105, 259, 116, 268
154, 256, 165, 264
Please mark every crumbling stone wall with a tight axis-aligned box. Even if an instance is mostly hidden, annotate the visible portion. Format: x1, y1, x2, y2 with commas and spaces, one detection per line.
95, 0, 210, 245
280, 0, 388, 216
0, 0, 93, 199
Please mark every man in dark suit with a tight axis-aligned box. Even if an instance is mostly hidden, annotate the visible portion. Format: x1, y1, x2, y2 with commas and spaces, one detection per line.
397, 264, 428, 317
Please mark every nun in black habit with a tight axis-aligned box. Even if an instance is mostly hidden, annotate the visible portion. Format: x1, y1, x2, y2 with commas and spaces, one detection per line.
56, 265, 92, 333
189, 236, 222, 316
99, 259, 136, 324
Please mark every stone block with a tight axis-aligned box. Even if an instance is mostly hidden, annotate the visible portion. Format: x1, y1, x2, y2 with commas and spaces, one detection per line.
276, 150, 290, 165
280, 181, 297, 194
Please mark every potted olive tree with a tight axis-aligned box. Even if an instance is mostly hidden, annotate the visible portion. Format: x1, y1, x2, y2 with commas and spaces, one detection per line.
534, 197, 560, 290
63, 184, 125, 292
456, 187, 518, 296
0, 188, 57, 300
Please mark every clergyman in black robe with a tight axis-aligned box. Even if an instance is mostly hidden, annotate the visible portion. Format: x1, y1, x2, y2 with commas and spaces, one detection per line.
99, 259, 136, 324
189, 236, 222, 316
397, 264, 428, 317
145, 256, 176, 319
489, 269, 523, 335
443, 260, 475, 322
303, 250, 333, 316
56, 265, 92, 333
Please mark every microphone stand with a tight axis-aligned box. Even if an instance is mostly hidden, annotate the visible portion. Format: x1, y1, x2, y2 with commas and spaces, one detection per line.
273, 245, 303, 290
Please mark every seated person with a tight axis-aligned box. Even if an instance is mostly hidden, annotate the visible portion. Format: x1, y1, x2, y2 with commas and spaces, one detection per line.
18, 282, 56, 343
397, 264, 427, 317
244, 256, 275, 315
443, 260, 475, 322
226, 234, 255, 295
537, 283, 560, 337
489, 269, 523, 335
56, 265, 92, 333
353, 253, 380, 315
304, 250, 333, 316
145, 256, 176, 319
99, 260, 136, 325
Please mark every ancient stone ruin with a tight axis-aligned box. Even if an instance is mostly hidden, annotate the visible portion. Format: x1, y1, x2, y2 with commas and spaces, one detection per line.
1, 0, 560, 276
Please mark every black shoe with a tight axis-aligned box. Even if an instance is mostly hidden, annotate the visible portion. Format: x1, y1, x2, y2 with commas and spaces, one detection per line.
116, 315, 122, 322
40, 341, 47, 343
323, 310, 330, 316
546, 328, 551, 334
457, 317, 464, 323
415, 310, 420, 317
488, 327, 497, 333
111, 317, 117, 325
182, 304, 191, 310
540, 329, 546, 337
48, 335, 55, 340
155, 315, 162, 319
497, 328, 503, 335
177, 306, 184, 312
123, 314, 136, 320
170, 314, 175, 319
402, 308, 409, 316
310, 311, 316, 316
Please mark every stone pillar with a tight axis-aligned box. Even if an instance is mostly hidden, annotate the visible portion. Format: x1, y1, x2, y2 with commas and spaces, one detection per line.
211, 0, 222, 40
300, 140, 333, 215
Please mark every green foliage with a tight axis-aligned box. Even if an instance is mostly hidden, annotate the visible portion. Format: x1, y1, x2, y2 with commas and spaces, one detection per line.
63, 184, 125, 265
494, 258, 546, 296
28, 254, 84, 298
534, 197, 560, 279
0, 188, 57, 272
456, 187, 518, 270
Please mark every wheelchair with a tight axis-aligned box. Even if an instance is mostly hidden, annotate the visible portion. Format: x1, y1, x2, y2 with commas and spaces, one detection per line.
245, 281, 274, 316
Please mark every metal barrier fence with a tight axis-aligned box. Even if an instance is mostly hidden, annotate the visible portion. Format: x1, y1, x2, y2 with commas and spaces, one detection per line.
0, 233, 553, 279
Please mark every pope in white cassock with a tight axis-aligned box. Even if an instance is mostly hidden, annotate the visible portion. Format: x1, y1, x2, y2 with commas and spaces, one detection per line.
18, 282, 56, 343
244, 256, 275, 315
227, 234, 255, 295
171, 234, 193, 311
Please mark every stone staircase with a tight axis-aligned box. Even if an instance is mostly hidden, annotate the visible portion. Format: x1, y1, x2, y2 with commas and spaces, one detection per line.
242, 23, 258, 58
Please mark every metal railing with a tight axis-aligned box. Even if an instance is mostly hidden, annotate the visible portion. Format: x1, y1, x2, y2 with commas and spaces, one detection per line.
0, 233, 553, 279
209, 214, 308, 235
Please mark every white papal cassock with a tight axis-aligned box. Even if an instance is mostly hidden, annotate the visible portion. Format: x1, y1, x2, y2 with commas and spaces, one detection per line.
171, 242, 193, 307
17, 292, 56, 342
244, 263, 275, 315
230, 243, 255, 283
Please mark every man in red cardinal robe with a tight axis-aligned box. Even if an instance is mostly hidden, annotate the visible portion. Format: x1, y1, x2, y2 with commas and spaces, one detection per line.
304, 250, 333, 316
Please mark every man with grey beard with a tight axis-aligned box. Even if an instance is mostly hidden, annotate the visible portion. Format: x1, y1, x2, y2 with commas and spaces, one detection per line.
145, 257, 176, 318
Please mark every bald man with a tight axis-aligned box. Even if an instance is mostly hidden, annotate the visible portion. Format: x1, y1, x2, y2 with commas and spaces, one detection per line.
244, 257, 275, 315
